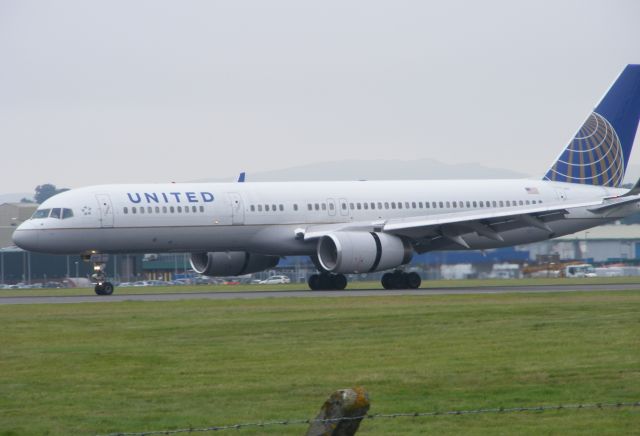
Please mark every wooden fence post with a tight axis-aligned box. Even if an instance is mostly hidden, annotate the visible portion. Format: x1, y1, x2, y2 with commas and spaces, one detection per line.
306, 387, 370, 436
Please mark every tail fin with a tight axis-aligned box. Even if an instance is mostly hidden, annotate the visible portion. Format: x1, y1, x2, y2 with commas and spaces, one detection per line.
543, 64, 640, 187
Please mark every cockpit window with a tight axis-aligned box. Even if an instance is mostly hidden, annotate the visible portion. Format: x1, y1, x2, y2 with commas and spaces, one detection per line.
32, 209, 51, 219
62, 208, 74, 219
50, 208, 62, 219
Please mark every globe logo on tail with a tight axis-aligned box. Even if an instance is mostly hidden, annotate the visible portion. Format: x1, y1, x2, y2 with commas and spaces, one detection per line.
544, 112, 624, 187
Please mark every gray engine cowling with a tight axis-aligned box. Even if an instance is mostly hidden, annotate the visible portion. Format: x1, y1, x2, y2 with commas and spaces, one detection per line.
190, 252, 279, 276
317, 232, 412, 274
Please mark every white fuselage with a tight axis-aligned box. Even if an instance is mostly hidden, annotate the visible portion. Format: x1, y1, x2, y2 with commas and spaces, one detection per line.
12, 178, 633, 256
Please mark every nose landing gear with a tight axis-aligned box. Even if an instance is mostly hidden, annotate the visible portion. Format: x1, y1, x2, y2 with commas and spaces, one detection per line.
84, 253, 115, 296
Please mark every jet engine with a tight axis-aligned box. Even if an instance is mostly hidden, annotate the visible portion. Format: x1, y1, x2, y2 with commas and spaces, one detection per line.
316, 232, 412, 274
190, 251, 279, 277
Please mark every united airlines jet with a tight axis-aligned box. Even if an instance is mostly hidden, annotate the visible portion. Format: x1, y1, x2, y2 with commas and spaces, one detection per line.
12, 65, 640, 295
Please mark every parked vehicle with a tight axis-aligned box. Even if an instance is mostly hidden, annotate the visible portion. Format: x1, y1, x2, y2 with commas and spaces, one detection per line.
259, 275, 291, 284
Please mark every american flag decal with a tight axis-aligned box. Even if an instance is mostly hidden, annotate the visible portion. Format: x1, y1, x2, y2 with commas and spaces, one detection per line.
525, 187, 539, 194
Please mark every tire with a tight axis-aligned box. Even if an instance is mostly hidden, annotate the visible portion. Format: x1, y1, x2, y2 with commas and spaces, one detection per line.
94, 284, 105, 295
308, 274, 320, 290
406, 272, 421, 289
318, 274, 332, 290
381, 273, 393, 290
391, 272, 407, 289
102, 282, 114, 295
334, 274, 347, 290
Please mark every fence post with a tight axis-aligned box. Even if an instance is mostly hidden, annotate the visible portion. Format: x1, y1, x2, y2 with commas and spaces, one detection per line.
306, 387, 370, 436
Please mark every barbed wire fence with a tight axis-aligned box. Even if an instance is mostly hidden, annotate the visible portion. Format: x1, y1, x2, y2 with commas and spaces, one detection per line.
98, 400, 640, 436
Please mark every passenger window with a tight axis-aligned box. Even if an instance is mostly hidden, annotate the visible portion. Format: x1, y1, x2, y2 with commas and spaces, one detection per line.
350, 203, 354, 210
391, 202, 396, 209
307, 204, 312, 211
419, 202, 423, 208
445, 201, 450, 208
357, 203, 362, 210
499, 201, 504, 207
199, 206, 204, 212
506, 201, 511, 207
139, 207, 145, 214
397, 202, 402, 209
384, 202, 389, 209
492, 201, 497, 207
452, 201, 457, 208
62, 208, 74, 219
163, 206, 168, 213
272, 204, 276, 211
371, 202, 375, 209
478, 201, 483, 207
170, 206, 175, 213
132, 207, 137, 214
50, 208, 61, 219
294, 204, 299, 211
266, 205, 270, 212
525, 200, 530, 205
279, 204, 284, 211
329, 203, 335, 210
322, 203, 327, 211
425, 202, 430, 209
192, 206, 197, 213
156, 206, 160, 213
363, 203, 368, 210
258, 205, 263, 212
177, 206, 182, 213
405, 202, 410, 209
148, 207, 153, 213
341, 203, 347, 210
124, 207, 129, 214
250, 205, 255, 212
412, 202, 417, 208
315, 203, 320, 211
439, 202, 443, 208
185, 206, 189, 213
465, 201, 470, 208
519, 200, 524, 205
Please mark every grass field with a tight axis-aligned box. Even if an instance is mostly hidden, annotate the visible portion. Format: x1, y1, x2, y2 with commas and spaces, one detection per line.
1, 291, 639, 435
3, 276, 640, 298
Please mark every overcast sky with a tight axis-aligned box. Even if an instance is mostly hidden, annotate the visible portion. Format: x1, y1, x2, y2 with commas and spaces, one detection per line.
1, 0, 639, 193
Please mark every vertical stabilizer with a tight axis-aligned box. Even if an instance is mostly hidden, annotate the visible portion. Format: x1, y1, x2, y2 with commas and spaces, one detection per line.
544, 65, 640, 187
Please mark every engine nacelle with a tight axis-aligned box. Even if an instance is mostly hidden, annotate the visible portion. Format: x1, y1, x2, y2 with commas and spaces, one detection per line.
317, 232, 412, 274
190, 252, 279, 277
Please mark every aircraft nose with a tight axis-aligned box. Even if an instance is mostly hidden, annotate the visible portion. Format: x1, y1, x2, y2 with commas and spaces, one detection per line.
12, 227, 39, 251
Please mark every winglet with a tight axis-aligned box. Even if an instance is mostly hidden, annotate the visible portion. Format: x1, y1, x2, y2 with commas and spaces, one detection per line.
237, 172, 246, 183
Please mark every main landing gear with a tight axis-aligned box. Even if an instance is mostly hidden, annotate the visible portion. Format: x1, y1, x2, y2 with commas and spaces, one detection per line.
83, 253, 115, 296
381, 270, 422, 290
308, 273, 348, 290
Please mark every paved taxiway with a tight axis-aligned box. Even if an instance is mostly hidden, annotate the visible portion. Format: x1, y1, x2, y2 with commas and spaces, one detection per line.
1, 282, 639, 305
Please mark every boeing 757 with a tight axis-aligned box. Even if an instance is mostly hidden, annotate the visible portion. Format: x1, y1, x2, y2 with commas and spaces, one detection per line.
12, 65, 640, 294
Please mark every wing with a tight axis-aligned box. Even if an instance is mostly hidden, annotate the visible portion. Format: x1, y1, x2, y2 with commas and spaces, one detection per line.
301, 198, 613, 253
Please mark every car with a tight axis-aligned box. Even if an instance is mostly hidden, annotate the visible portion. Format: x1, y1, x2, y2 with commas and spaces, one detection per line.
259, 275, 291, 284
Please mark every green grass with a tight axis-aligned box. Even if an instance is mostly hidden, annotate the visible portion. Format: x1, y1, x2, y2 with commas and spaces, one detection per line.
0, 291, 639, 435
3, 276, 640, 298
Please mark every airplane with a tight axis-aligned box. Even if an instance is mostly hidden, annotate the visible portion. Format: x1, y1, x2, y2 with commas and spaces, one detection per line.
12, 64, 640, 295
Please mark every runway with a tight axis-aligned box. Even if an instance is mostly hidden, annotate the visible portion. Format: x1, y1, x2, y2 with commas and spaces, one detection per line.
1, 282, 639, 305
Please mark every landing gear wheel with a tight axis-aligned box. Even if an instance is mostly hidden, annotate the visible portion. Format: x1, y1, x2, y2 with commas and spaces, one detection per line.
381, 271, 421, 290
102, 282, 114, 295
308, 274, 320, 290
406, 272, 421, 289
94, 284, 105, 295
334, 274, 347, 290
308, 273, 349, 290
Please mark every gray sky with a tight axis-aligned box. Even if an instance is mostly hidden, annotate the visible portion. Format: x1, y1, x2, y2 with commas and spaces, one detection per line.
1, 0, 639, 193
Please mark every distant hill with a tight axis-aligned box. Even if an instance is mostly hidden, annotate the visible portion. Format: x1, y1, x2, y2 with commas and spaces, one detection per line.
194, 159, 530, 183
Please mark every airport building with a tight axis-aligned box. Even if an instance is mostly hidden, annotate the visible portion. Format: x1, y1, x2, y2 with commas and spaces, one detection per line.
0, 202, 37, 248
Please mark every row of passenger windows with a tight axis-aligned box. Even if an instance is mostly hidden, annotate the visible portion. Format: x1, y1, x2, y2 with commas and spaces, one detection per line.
123, 205, 205, 215
31, 208, 74, 219
249, 199, 542, 213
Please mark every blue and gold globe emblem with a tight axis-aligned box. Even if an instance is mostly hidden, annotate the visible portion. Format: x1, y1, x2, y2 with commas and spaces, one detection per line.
544, 112, 624, 187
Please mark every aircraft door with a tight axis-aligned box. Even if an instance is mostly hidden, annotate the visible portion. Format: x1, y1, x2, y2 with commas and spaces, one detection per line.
228, 193, 245, 225
339, 198, 349, 216
95, 194, 114, 228
327, 198, 336, 216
